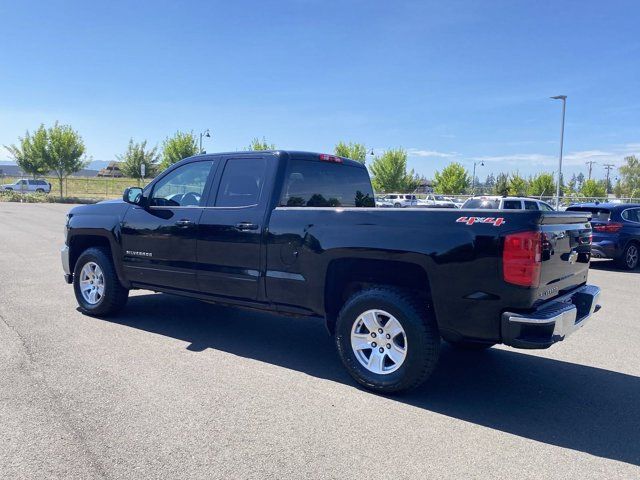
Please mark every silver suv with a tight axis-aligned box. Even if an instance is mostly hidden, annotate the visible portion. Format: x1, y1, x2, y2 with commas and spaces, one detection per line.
1, 178, 52, 193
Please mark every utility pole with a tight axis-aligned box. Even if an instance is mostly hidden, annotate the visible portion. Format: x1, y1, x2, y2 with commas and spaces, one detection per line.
586, 160, 597, 180
603, 163, 615, 194
551, 95, 567, 208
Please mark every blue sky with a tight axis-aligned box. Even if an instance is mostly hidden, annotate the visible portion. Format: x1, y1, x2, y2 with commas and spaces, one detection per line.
1, 0, 639, 181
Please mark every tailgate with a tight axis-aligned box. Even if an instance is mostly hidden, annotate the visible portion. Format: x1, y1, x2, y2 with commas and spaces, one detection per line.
536, 212, 592, 302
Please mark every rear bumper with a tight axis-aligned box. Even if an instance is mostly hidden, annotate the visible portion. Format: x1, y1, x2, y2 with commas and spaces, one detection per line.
61, 245, 72, 284
591, 240, 618, 259
502, 284, 601, 349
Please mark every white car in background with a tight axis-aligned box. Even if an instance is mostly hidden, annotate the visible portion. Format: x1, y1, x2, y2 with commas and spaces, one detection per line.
417, 194, 458, 208
1, 178, 52, 193
462, 196, 555, 211
385, 194, 418, 208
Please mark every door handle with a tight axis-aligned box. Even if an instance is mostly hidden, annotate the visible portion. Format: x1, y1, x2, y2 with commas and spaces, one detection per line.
235, 222, 259, 231
175, 219, 194, 227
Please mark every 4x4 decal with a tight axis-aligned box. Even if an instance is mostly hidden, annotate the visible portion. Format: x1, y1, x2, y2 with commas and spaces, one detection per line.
456, 216, 506, 227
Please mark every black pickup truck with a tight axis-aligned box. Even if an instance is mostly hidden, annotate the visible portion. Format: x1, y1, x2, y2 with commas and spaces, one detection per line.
61, 151, 601, 393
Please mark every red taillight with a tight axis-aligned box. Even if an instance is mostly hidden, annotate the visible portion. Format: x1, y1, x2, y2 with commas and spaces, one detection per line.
319, 153, 343, 163
592, 222, 623, 233
503, 231, 542, 287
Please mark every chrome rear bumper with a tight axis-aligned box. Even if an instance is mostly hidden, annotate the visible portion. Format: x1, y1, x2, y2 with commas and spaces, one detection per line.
502, 285, 601, 349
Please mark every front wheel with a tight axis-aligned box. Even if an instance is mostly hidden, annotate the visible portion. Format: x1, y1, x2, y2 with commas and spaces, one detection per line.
35, 188, 44, 193
618, 243, 639, 270
335, 287, 440, 394
73, 247, 129, 316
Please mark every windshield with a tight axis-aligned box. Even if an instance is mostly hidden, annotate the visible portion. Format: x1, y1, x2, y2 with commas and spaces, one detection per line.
463, 198, 500, 209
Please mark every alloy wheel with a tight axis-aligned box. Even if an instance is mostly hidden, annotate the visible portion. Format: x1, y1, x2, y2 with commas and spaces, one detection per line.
350, 309, 408, 375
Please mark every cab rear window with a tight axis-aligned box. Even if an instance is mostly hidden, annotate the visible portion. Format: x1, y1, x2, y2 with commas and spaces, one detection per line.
280, 159, 374, 207
463, 198, 500, 209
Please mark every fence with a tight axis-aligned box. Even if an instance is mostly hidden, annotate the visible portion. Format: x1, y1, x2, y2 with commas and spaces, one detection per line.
1, 175, 148, 199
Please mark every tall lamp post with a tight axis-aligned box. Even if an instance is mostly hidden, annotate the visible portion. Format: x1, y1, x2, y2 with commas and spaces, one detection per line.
551, 95, 567, 208
472, 161, 484, 194
199, 129, 211, 153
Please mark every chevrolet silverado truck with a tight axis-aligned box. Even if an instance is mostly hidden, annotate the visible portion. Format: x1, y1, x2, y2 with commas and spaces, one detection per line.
61, 151, 601, 393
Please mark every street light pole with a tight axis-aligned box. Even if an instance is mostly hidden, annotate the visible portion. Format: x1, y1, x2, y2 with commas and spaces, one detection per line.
199, 129, 211, 153
472, 161, 484, 194
551, 95, 567, 208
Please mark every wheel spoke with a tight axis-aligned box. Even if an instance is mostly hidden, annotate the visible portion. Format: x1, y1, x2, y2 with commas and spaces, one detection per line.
351, 333, 371, 351
360, 311, 379, 333
385, 317, 403, 338
367, 350, 385, 373
386, 343, 406, 365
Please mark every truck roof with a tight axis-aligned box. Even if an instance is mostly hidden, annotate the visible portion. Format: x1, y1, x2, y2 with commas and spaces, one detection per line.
190, 150, 367, 168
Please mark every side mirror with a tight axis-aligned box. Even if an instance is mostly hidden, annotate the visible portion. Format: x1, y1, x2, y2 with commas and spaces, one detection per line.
123, 187, 144, 205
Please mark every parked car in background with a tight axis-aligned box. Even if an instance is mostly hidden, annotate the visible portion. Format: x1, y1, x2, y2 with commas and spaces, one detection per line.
1, 178, 52, 193
385, 193, 418, 208
417, 194, 458, 208
566, 202, 640, 270
462, 196, 555, 211
375, 195, 393, 208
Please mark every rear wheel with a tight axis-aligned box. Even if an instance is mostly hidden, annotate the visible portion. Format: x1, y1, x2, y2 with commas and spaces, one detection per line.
618, 243, 639, 270
335, 287, 440, 394
73, 247, 129, 316
35, 188, 44, 193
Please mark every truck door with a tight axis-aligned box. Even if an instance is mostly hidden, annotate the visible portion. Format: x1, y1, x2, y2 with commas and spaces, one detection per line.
120, 159, 217, 290
196, 154, 275, 301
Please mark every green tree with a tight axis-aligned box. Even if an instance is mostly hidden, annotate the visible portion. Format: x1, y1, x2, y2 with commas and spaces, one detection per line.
369, 148, 419, 192
5, 124, 51, 178
247, 137, 275, 151
484, 172, 496, 192
46, 123, 87, 198
613, 179, 625, 198
334, 141, 367, 164
565, 173, 577, 195
433, 162, 470, 195
160, 131, 198, 170
580, 179, 606, 198
118, 139, 158, 184
508, 173, 528, 196
527, 172, 555, 197
493, 173, 509, 196
619, 155, 640, 197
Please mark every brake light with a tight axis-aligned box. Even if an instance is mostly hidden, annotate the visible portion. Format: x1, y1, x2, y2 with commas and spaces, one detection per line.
592, 222, 623, 233
319, 154, 343, 163
503, 231, 542, 287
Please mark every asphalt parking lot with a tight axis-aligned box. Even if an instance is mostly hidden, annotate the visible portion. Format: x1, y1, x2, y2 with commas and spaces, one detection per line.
1, 202, 639, 479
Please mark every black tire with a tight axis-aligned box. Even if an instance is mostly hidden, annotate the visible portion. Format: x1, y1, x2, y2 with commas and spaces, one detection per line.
394, 203, 402, 208
446, 340, 496, 351
73, 247, 129, 316
335, 287, 440, 394
35, 188, 44, 193
617, 242, 639, 270
5, 187, 12, 191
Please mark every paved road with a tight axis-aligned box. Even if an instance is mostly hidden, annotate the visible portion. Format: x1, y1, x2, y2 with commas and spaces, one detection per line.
1, 202, 639, 479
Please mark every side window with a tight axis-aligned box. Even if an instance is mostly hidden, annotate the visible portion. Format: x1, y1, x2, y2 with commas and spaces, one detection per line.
279, 159, 375, 207
18, 179, 27, 185
622, 208, 640, 223
524, 201, 539, 210
150, 161, 214, 207
538, 202, 554, 211
503, 200, 522, 210
215, 157, 267, 207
